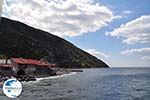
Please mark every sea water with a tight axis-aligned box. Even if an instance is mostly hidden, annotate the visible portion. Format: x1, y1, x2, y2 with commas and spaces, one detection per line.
0, 68, 150, 100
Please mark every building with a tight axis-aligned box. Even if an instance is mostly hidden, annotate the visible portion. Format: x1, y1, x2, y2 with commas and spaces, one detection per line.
0, 59, 13, 75
0, 58, 56, 76
0, 64, 13, 75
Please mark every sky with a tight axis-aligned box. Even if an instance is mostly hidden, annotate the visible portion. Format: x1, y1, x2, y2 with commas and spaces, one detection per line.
1, 0, 150, 67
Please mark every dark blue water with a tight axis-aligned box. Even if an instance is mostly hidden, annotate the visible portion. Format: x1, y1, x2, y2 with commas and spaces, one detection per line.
0, 68, 150, 100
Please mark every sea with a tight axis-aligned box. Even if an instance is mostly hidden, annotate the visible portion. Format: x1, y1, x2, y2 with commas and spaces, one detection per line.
0, 68, 150, 100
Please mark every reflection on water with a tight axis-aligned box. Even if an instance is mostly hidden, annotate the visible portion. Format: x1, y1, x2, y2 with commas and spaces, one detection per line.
0, 68, 150, 100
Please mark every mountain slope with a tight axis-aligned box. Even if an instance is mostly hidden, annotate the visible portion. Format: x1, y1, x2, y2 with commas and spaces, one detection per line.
0, 17, 109, 68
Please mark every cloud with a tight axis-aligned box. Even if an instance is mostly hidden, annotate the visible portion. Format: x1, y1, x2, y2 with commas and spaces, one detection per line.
122, 10, 134, 14
141, 56, 150, 60
106, 15, 150, 44
2, 0, 115, 37
85, 49, 110, 58
0, 0, 2, 17
112, 15, 122, 19
121, 47, 150, 60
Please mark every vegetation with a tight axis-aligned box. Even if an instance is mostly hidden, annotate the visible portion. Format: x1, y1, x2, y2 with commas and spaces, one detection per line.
0, 17, 109, 68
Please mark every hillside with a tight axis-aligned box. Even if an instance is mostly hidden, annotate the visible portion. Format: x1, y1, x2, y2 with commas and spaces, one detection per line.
0, 17, 109, 68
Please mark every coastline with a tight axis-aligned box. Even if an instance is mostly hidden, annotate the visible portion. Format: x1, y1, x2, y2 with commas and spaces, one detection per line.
36, 72, 77, 82
35, 68, 83, 82
0, 68, 83, 84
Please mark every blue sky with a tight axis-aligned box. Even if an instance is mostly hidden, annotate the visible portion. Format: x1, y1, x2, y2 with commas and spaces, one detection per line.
65, 0, 150, 67
1, 0, 150, 67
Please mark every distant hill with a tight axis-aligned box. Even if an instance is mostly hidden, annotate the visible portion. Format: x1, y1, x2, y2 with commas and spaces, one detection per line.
0, 17, 109, 68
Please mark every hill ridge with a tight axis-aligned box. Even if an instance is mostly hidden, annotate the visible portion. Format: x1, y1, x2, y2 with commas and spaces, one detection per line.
0, 17, 109, 68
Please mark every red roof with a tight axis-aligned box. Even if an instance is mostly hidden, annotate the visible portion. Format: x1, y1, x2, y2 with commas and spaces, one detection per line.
11, 58, 51, 67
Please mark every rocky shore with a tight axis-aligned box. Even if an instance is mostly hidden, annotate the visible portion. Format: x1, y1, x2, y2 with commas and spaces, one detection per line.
0, 68, 83, 83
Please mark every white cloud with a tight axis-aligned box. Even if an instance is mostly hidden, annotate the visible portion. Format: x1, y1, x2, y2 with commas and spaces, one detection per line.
121, 47, 150, 55
0, 0, 2, 17
123, 10, 133, 14
2, 0, 115, 37
112, 15, 122, 19
141, 56, 150, 60
85, 49, 110, 58
121, 47, 150, 60
106, 15, 150, 44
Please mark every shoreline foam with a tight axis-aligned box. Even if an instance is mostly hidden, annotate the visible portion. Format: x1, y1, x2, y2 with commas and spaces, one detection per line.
36, 72, 76, 81
21, 72, 76, 84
